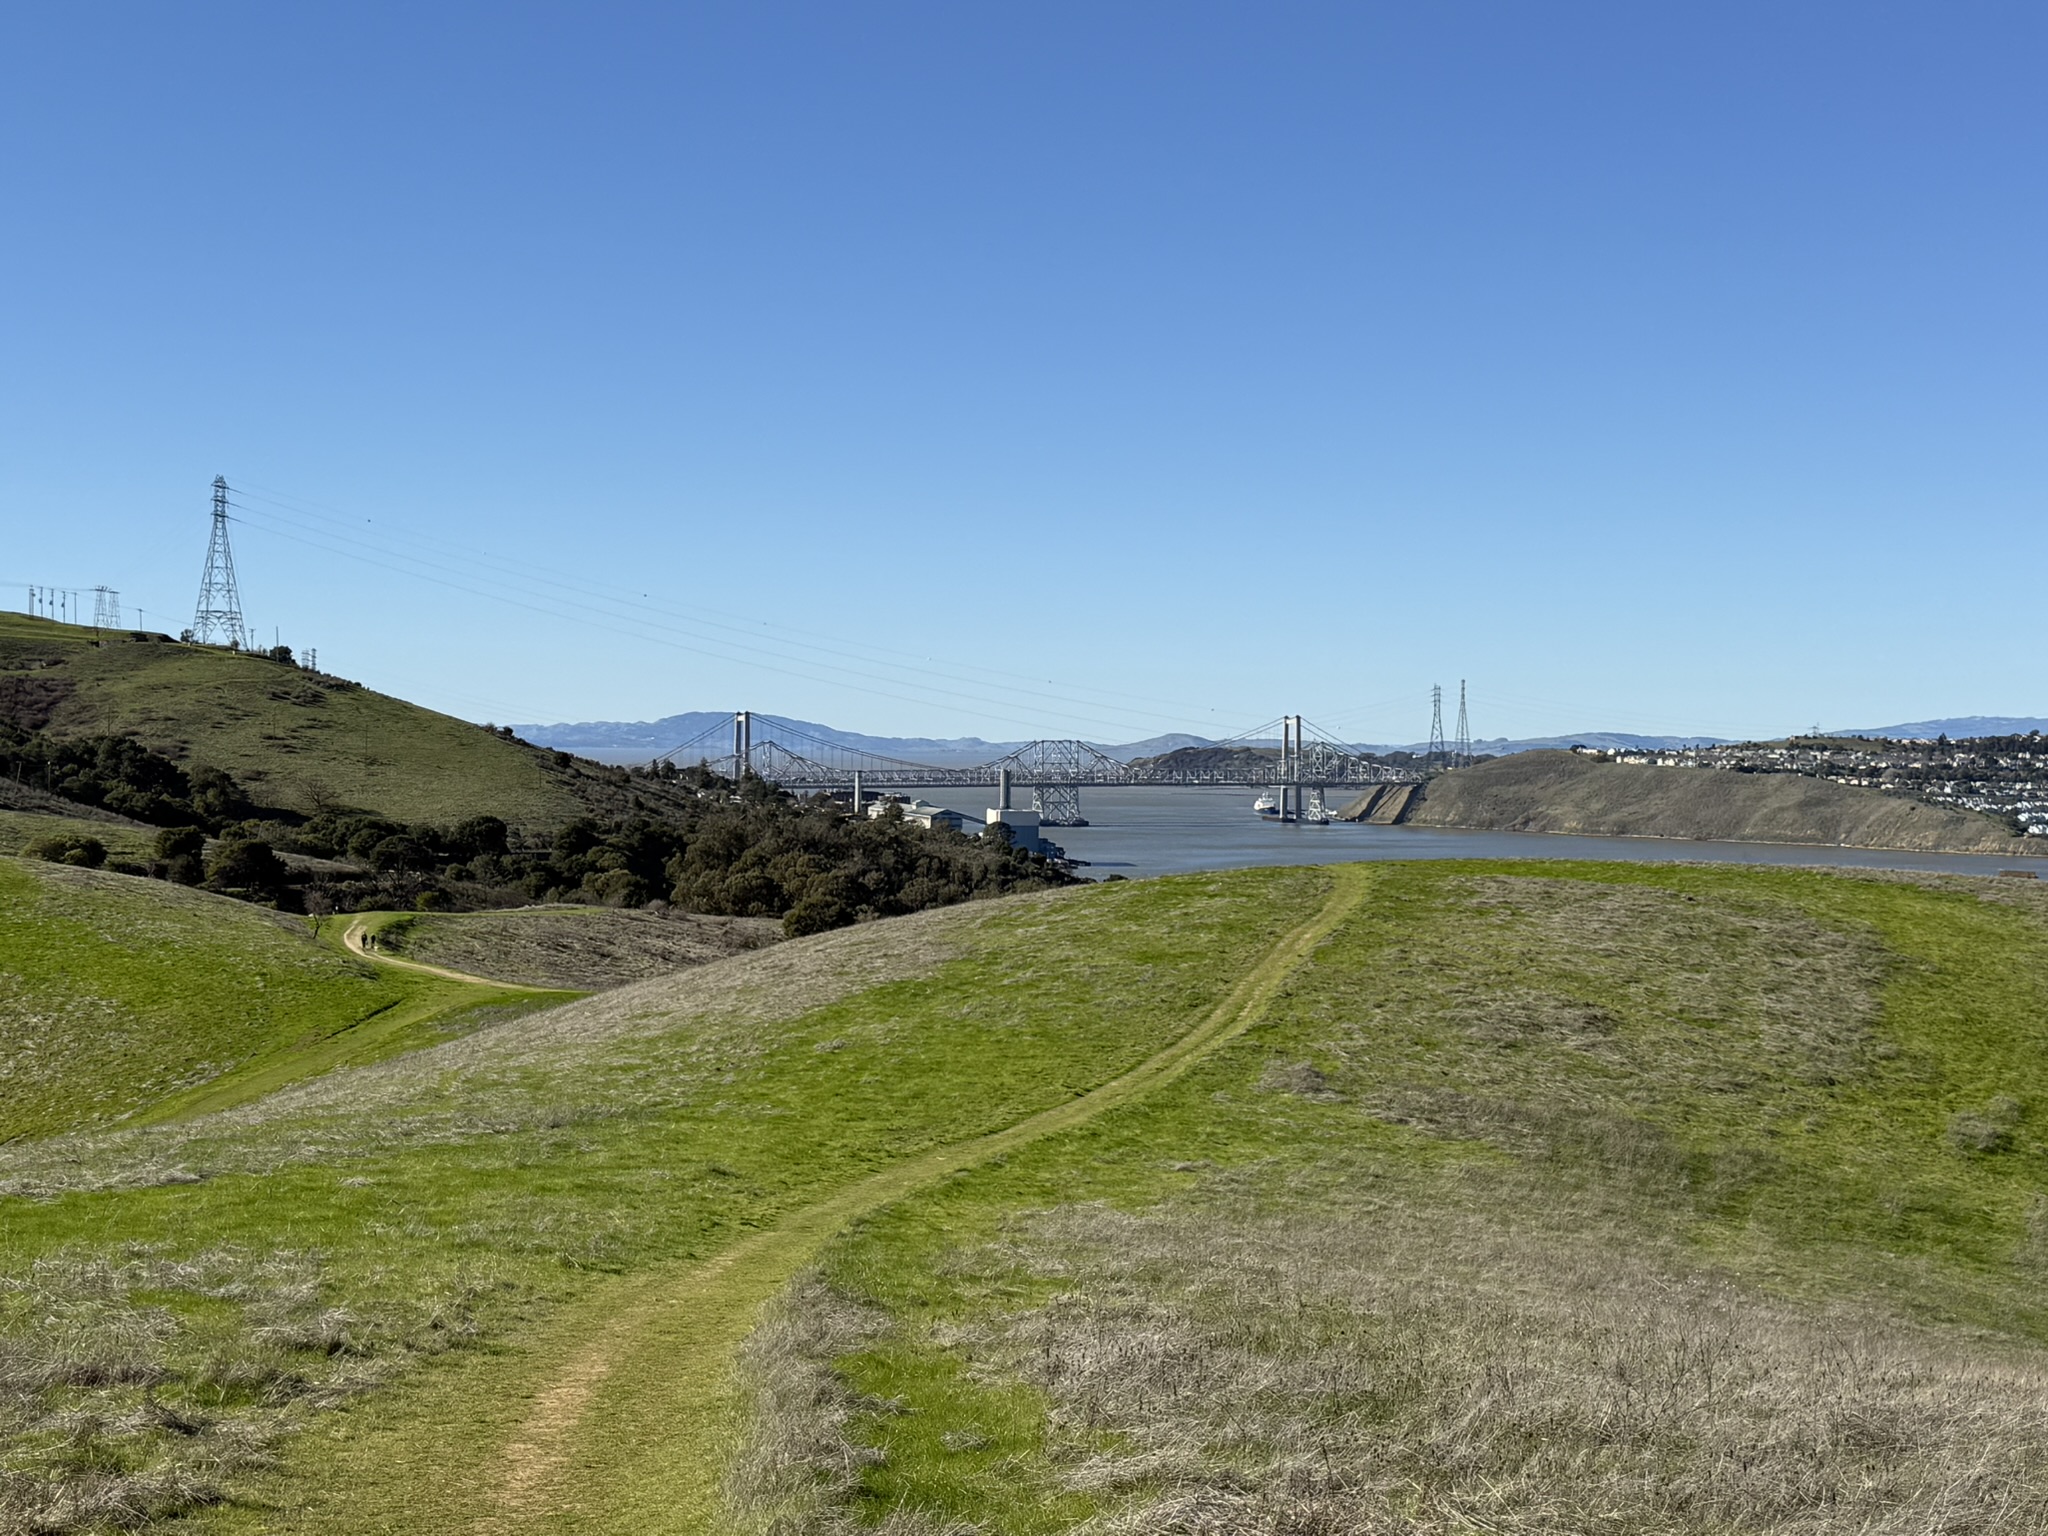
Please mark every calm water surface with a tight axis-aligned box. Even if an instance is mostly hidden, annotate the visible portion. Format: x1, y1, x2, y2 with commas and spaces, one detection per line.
919, 785, 2047, 881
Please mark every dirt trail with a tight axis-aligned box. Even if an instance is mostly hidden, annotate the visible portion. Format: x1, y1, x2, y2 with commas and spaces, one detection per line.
470, 866, 1372, 1535
339, 916, 556, 991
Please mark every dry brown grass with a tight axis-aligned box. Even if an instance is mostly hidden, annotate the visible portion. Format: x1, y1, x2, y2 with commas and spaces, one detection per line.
727, 1275, 977, 1536
383, 905, 782, 991
1308, 877, 1891, 1180
935, 1196, 2048, 1534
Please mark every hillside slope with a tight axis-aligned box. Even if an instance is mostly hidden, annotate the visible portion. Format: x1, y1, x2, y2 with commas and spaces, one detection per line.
5, 864, 2048, 1532
1404, 748, 2041, 853
0, 612, 661, 830
0, 857, 565, 1139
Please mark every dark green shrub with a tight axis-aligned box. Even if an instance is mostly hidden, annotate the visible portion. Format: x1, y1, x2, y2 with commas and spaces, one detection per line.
26, 832, 107, 868
154, 825, 206, 885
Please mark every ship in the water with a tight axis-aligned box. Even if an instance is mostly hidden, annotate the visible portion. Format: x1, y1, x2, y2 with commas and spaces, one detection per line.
1253, 790, 1332, 823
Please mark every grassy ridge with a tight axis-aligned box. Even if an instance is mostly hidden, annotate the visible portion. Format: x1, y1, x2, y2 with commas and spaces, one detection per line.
378, 904, 782, 990
1407, 747, 2039, 853
0, 858, 570, 1140
0, 612, 600, 828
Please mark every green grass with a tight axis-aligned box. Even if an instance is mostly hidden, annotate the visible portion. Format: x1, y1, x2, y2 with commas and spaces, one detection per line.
0, 868, 1331, 1532
0, 807, 157, 863
0, 611, 609, 829
6, 861, 2048, 1532
0, 857, 570, 1141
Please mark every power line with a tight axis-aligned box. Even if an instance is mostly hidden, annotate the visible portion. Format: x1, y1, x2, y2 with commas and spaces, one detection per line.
225, 481, 1244, 733
223, 506, 1256, 742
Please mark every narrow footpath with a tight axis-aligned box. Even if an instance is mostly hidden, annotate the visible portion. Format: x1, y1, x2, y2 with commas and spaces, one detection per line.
340, 915, 556, 991
467, 866, 1369, 1535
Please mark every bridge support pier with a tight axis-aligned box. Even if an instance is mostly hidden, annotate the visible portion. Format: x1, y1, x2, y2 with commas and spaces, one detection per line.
1032, 782, 1087, 826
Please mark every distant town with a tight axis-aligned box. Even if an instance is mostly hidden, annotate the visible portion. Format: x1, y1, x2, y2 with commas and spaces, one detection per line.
1573, 733, 2048, 836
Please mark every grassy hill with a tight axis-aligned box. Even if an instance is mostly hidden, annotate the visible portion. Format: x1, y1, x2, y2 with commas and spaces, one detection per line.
0, 611, 675, 831
375, 904, 782, 990
1404, 747, 2042, 854
0, 857, 570, 1141
5, 861, 2048, 1531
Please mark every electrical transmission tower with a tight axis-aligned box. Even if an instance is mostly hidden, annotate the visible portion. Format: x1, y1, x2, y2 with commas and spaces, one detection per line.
1453, 679, 1471, 767
1427, 684, 1447, 769
92, 587, 121, 630
192, 476, 247, 648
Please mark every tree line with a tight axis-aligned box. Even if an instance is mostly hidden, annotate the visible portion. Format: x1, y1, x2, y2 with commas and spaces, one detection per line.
12, 728, 1073, 935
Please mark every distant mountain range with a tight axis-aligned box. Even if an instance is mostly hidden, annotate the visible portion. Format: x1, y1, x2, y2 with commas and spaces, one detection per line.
512, 711, 2045, 764
509, 714, 1731, 764
507, 712, 1213, 765
1829, 717, 2048, 740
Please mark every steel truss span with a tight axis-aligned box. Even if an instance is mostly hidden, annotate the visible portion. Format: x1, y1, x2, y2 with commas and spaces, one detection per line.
654, 715, 1422, 809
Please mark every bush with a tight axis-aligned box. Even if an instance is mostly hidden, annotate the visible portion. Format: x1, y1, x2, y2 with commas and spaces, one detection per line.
26, 831, 107, 868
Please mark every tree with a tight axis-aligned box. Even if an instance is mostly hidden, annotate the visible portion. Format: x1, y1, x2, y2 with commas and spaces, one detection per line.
206, 836, 286, 896
303, 886, 335, 940
155, 825, 205, 885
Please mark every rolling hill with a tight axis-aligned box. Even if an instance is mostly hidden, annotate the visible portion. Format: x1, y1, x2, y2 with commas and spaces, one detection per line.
5, 859, 2048, 1532
0, 858, 569, 1141
1403, 748, 2044, 854
0, 611, 678, 830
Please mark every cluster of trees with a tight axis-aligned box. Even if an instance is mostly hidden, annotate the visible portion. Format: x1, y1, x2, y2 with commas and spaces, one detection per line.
0, 725, 251, 829
23, 824, 275, 893
10, 723, 1074, 933
275, 771, 1069, 934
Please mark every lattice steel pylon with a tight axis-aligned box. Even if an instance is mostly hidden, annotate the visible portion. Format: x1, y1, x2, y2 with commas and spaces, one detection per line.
1453, 679, 1471, 768
92, 587, 121, 630
1427, 684, 1447, 769
192, 476, 247, 647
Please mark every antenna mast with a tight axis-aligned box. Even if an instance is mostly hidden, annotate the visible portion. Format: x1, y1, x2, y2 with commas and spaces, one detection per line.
192, 476, 247, 647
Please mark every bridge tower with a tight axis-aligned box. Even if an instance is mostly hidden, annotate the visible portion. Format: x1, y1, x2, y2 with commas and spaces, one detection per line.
733, 711, 752, 777
1029, 738, 1088, 826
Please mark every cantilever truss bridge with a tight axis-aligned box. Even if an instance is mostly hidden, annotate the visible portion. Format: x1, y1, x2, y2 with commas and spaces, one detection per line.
656, 713, 1420, 826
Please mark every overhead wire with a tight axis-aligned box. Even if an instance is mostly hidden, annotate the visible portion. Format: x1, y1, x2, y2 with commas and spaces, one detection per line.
227, 500, 1276, 743
226, 480, 1249, 733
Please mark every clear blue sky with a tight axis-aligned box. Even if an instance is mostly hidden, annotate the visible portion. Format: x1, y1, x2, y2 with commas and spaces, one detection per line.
3, 3, 2041, 745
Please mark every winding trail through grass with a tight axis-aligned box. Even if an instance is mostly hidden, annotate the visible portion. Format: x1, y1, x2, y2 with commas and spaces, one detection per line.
462, 867, 1371, 1534
339, 914, 556, 990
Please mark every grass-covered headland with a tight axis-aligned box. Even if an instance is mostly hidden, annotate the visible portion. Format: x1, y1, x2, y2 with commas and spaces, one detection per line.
4, 858, 2048, 1532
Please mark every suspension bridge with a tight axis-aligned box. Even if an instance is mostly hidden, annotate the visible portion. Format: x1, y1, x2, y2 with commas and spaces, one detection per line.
655, 712, 1427, 825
